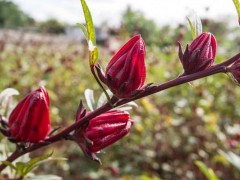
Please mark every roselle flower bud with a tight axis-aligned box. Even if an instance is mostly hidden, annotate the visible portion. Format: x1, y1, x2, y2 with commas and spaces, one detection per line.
227, 60, 240, 84
9, 87, 50, 143
75, 110, 133, 162
178, 32, 217, 75
85, 110, 133, 152
97, 35, 146, 98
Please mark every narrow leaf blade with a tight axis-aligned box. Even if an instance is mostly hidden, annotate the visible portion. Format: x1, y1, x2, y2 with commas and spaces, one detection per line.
80, 0, 98, 65
187, 17, 196, 39
1, 161, 17, 170
80, 0, 96, 44
233, 0, 240, 25
22, 152, 54, 175
76, 23, 88, 40
16, 162, 26, 176
195, 161, 219, 180
187, 12, 202, 39
91, 47, 99, 65
25, 157, 67, 175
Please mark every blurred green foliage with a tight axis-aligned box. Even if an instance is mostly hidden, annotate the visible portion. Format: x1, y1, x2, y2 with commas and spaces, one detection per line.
38, 19, 65, 34
0, 0, 65, 34
1, 3, 240, 180
0, 0, 34, 28
121, 7, 193, 48
121, 6, 159, 46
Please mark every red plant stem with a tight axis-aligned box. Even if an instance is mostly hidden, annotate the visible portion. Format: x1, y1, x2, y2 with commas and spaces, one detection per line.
116, 64, 227, 106
0, 53, 239, 172
116, 52, 240, 106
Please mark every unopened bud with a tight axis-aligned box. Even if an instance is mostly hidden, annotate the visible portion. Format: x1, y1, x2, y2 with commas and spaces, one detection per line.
8, 87, 51, 143
178, 32, 217, 75
74, 110, 133, 162
97, 35, 146, 98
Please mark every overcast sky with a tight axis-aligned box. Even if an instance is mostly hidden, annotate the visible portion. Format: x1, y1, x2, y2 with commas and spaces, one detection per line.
11, 0, 238, 27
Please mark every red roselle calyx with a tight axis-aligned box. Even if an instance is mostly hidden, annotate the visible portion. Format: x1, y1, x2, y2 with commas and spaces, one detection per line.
8, 87, 50, 143
178, 32, 217, 75
97, 35, 146, 98
75, 110, 133, 162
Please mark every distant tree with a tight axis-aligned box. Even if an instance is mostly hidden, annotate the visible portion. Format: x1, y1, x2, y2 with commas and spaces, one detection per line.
121, 6, 159, 46
39, 19, 65, 34
0, 0, 34, 28
121, 6, 180, 47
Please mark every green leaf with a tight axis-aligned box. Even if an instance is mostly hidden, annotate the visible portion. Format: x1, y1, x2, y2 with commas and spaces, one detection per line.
28, 152, 53, 167
25, 157, 67, 175
80, 0, 96, 44
91, 46, 99, 65
195, 161, 219, 180
17, 152, 54, 176
233, 0, 240, 25
15, 162, 26, 175
80, 0, 98, 65
1, 160, 17, 170
76, 23, 88, 40
140, 175, 162, 180
187, 17, 196, 39
187, 12, 202, 39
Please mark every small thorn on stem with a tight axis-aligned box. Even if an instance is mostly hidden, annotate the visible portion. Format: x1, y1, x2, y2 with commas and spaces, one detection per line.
48, 127, 61, 136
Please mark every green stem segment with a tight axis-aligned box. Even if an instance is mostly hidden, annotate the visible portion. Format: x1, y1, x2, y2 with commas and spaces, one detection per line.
90, 65, 112, 105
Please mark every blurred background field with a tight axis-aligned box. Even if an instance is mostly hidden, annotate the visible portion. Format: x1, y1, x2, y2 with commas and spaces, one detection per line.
1, 0, 240, 179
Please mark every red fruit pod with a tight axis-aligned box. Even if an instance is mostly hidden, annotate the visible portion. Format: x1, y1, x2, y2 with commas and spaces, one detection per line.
178, 32, 217, 75
97, 35, 146, 98
9, 87, 50, 143
76, 110, 133, 154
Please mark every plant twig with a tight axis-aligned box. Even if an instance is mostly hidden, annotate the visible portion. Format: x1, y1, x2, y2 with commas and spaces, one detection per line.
90, 65, 112, 105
